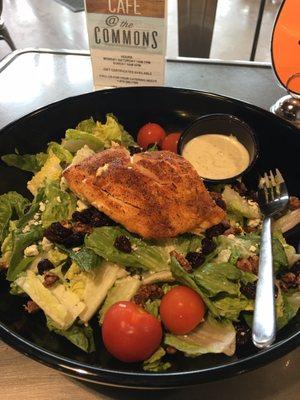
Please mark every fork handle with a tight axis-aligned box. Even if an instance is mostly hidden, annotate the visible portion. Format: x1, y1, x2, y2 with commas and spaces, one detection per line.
252, 217, 276, 348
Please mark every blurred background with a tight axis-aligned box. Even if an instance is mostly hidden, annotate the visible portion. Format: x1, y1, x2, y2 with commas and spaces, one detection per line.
0, 0, 283, 62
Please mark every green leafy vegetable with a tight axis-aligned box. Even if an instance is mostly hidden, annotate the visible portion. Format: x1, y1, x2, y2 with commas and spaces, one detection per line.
47, 317, 95, 353
0, 192, 30, 244
7, 226, 43, 281
1, 152, 48, 173
99, 276, 141, 323
165, 314, 236, 357
272, 237, 288, 273
85, 227, 170, 272
144, 299, 161, 318
41, 182, 76, 228
222, 185, 260, 219
76, 117, 96, 133
143, 347, 171, 372
277, 291, 300, 330
47, 142, 73, 164
58, 245, 101, 271
62, 129, 105, 153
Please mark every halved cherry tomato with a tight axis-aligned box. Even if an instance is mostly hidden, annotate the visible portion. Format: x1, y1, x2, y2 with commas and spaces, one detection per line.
137, 123, 166, 149
102, 301, 162, 362
161, 132, 181, 153
160, 286, 205, 335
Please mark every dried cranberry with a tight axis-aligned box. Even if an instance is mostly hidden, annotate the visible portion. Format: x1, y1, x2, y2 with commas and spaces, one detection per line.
128, 146, 143, 155
205, 223, 229, 238
62, 232, 85, 248
201, 237, 216, 255
186, 252, 205, 268
233, 321, 251, 346
44, 222, 73, 244
43, 273, 59, 288
72, 207, 115, 227
290, 261, 300, 275
37, 259, 54, 275
133, 284, 164, 306
240, 282, 257, 299
114, 235, 132, 253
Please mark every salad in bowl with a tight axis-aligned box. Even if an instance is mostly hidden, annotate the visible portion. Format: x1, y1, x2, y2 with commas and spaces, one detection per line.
0, 114, 299, 372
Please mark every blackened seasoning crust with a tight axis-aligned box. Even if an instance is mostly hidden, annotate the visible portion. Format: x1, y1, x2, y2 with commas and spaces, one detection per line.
37, 259, 54, 275
133, 284, 164, 306
186, 252, 205, 268
170, 250, 192, 273
114, 235, 132, 253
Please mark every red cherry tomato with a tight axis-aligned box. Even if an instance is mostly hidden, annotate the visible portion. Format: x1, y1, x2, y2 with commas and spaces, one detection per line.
161, 133, 181, 153
102, 301, 162, 362
137, 123, 166, 149
160, 286, 205, 335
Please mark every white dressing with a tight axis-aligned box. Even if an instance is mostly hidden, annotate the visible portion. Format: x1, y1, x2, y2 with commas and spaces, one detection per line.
182, 134, 250, 179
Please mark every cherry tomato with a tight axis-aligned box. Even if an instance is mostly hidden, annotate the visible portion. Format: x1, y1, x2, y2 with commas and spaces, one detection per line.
137, 123, 166, 149
160, 286, 205, 335
161, 133, 181, 153
102, 301, 162, 362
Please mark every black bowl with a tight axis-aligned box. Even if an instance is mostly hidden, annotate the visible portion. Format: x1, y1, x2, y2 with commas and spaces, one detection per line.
0, 87, 299, 388
178, 113, 259, 184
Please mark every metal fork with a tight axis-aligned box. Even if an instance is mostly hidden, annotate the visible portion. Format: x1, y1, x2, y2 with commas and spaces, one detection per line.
252, 170, 289, 348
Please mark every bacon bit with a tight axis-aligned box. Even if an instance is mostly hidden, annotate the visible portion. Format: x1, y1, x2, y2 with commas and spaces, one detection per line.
289, 196, 300, 210
170, 250, 192, 273
133, 284, 164, 306
24, 300, 40, 314
237, 255, 259, 274
43, 273, 59, 288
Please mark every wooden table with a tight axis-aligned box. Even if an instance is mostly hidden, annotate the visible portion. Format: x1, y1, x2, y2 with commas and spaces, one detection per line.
0, 49, 299, 399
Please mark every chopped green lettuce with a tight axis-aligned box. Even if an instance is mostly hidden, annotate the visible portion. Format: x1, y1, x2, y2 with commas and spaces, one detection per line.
144, 299, 161, 318
1, 152, 48, 173
67, 261, 127, 323
143, 347, 171, 372
222, 186, 260, 219
272, 238, 288, 273
41, 182, 76, 228
165, 314, 236, 357
277, 291, 300, 330
27, 151, 62, 195
47, 142, 73, 164
71, 145, 95, 165
76, 117, 96, 133
15, 270, 85, 329
46, 248, 68, 267
47, 317, 95, 353
62, 129, 105, 153
85, 227, 170, 272
0, 192, 30, 244
99, 275, 141, 323
58, 245, 101, 271
7, 226, 43, 281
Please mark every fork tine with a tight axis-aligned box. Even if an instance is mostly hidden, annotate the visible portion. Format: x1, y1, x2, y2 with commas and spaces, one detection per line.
269, 170, 276, 186
269, 170, 280, 197
275, 169, 284, 184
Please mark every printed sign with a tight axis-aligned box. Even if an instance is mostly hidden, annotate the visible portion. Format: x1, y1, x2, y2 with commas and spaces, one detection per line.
85, 0, 168, 89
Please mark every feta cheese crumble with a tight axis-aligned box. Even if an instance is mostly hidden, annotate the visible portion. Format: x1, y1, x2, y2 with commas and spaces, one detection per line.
24, 244, 39, 257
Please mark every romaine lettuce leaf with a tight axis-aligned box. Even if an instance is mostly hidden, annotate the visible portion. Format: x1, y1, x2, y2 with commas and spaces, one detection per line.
277, 291, 300, 330
15, 270, 85, 329
7, 226, 43, 281
41, 182, 76, 228
58, 245, 101, 271
47, 317, 95, 353
1, 152, 47, 173
0, 192, 30, 245
76, 117, 96, 133
272, 237, 288, 273
47, 142, 73, 164
165, 314, 236, 357
27, 151, 62, 195
222, 185, 260, 219
62, 129, 105, 153
143, 347, 171, 372
99, 275, 140, 323
85, 227, 170, 272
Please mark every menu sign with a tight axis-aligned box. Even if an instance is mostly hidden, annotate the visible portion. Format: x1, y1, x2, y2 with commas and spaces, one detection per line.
85, 0, 168, 89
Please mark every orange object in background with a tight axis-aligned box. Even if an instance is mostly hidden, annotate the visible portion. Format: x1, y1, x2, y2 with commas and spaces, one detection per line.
271, 0, 300, 94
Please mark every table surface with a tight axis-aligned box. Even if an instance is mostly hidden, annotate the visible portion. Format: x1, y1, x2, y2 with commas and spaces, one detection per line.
0, 49, 298, 400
